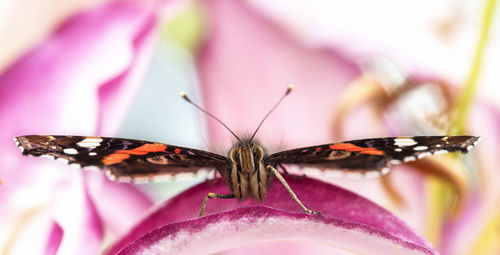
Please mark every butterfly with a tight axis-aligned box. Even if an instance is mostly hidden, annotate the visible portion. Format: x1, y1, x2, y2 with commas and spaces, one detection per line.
14, 86, 480, 216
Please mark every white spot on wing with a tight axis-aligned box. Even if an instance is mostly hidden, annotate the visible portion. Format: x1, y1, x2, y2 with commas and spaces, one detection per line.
413, 146, 428, 151
63, 148, 78, 155
41, 154, 55, 159
89, 152, 97, 156
394, 138, 417, 147
390, 159, 401, 165
57, 158, 69, 164
474, 137, 481, 145
70, 163, 81, 168
83, 166, 100, 171
381, 168, 390, 175
77, 137, 103, 148
105, 170, 116, 181
403, 156, 416, 162
433, 150, 449, 155
394, 148, 402, 152
417, 152, 432, 159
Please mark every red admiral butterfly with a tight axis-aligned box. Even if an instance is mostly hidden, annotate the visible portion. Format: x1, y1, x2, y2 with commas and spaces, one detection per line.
14, 86, 479, 216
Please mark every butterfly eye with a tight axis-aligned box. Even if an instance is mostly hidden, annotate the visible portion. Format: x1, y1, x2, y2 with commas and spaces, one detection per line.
253, 145, 264, 161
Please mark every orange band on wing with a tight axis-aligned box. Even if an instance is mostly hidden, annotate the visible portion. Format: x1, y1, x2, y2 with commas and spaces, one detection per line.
102, 153, 130, 165
329, 143, 384, 155
102, 144, 168, 165
359, 149, 384, 155
115, 144, 167, 155
329, 143, 363, 151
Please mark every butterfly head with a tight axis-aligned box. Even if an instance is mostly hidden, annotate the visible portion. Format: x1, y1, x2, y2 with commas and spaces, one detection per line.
230, 140, 264, 174
180, 86, 292, 201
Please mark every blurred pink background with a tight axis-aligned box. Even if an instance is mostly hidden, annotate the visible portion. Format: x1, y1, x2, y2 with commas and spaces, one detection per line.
1, 0, 498, 254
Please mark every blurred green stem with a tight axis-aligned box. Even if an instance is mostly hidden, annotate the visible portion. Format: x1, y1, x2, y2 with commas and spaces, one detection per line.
452, 0, 497, 134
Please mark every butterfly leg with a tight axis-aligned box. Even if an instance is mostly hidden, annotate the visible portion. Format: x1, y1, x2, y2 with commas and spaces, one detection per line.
266, 165, 321, 215
279, 163, 305, 180
199, 193, 235, 217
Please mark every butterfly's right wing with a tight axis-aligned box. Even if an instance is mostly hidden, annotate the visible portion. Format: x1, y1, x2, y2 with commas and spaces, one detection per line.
15, 135, 230, 183
267, 136, 479, 176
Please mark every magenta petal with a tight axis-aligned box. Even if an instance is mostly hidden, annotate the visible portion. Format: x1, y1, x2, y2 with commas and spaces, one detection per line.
119, 207, 436, 255
109, 177, 437, 254
44, 221, 63, 255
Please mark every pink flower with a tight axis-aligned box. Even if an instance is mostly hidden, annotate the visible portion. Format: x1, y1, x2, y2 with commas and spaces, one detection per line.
4, 0, 494, 254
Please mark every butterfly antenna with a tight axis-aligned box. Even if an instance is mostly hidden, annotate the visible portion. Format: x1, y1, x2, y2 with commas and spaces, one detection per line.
180, 92, 242, 143
249, 84, 294, 142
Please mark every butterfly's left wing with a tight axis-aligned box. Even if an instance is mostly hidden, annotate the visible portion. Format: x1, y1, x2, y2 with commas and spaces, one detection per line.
15, 135, 229, 183
267, 136, 479, 176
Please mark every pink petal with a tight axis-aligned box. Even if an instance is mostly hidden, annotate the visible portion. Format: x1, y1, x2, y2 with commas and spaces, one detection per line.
86, 172, 153, 235
0, 1, 156, 252
111, 177, 437, 254
0, 1, 157, 138
44, 221, 63, 255
223, 241, 358, 254
48, 171, 103, 254
196, 0, 360, 148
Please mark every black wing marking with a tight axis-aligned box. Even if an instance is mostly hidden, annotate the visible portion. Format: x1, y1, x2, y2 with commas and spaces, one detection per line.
267, 136, 479, 174
15, 135, 229, 183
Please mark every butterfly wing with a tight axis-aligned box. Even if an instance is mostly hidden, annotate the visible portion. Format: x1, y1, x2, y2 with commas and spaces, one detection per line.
15, 135, 229, 183
267, 136, 479, 175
